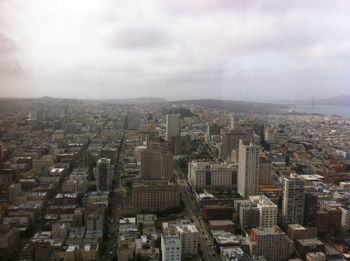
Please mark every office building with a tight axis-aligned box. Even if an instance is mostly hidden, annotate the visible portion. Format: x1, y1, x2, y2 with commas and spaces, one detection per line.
161, 234, 181, 261
237, 140, 260, 198
188, 161, 236, 192
248, 226, 294, 261
230, 113, 236, 130
239, 204, 260, 230
249, 195, 278, 228
219, 130, 249, 161
95, 158, 111, 192
282, 173, 305, 227
175, 224, 198, 256
259, 154, 271, 185
132, 181, 180, 212
304, 193, 318, 227
140, 149, 173, 180
166, 114, 181, 141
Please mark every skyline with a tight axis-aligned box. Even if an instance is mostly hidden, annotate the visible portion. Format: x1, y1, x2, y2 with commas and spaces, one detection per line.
1, 0, 350, 101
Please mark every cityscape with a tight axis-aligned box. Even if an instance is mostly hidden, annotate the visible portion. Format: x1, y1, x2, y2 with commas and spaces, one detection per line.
0, 97, 349, 261
1, 0, 350, 261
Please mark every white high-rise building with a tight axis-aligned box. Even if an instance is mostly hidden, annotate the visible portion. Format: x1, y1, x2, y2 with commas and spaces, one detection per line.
175, 224, 198, 256
249, 195, 278, 228
95, 158, 111, 192
237, 140, 260, 198
230, 113, 235, 130
161, 234, 181, 261
282, 173, 305, 227
166, 114, 181, 141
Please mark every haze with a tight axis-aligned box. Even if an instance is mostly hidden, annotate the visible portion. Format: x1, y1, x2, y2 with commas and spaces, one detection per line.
0, 0, 349, 101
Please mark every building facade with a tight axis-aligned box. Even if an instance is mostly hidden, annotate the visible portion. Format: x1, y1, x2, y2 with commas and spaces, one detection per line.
282, 173, 305, 227
95, 158, 111, 192
237, 140, 260, 198
166, 114, 181, 141
132, 181, 180, 212
188, 161, 236, 192
161, 234, 181, 261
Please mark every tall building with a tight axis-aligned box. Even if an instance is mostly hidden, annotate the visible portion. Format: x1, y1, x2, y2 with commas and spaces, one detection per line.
239, 204, 260, 230
175, 224, 198, 256
249, 195, 278, 228
188, 161, 236, 192
248, 226, 294, 261
166, 114, 181, 141
140, 149, 173, 180
282, 173, 305, 227
132, 180, 180, 212
219, 130, 249, 161
259, 154, 271, 185
237, 140, 260, 198
229, 113, 235, 130
95, 158, 111, 192
161, 234, 181, 261
304, 192, 318, 227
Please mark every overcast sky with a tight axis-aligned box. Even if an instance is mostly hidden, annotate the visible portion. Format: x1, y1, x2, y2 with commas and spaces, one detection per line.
0, 0, 349, 101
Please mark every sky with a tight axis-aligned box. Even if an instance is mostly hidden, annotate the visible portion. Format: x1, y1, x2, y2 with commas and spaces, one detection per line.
0, 0, 349, 101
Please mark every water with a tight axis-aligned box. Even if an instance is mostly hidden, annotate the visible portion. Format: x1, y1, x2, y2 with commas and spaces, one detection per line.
283, 105, 350, 119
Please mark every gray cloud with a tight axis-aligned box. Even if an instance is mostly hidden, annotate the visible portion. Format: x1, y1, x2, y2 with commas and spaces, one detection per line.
0, 0, 349, 100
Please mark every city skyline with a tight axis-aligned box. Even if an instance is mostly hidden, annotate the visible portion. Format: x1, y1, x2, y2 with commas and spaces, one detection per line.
1, 0, 350, 101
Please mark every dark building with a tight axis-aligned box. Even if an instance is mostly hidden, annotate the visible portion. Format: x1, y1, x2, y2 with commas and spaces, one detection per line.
203, 204, 233, 221
304, 192, 318, 226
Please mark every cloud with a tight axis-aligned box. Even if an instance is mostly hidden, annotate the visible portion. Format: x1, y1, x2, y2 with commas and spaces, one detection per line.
0, 32, 23, 75
0, 0, 349, 100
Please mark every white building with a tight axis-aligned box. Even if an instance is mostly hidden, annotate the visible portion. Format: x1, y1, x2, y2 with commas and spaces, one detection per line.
161, 234, 181, 261
175, 224, 198, 256
166, 114, 181, 141
237, 140, 260, 197
95, 158, 111, 192
188, 161, 236, 192
282, 173, 305, 227
249, 195, 278, 228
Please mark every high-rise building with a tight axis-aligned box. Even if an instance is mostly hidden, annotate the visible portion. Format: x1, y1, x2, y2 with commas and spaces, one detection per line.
282, 173, 305, 227
95, 158, 111, 192
188, 161, 236, 192
237, 140, 260, 198
249, 195, 278, 228
219, 130, 249, 161
239, 204, 260, 230
248, 226, 294, 261
166, 114, 181, 141
175, 224, 198, 256
229, 113, 235, 130
140, 149, 173, 180
161, 234, 181, 261
259, 154, 271, 185
132, 180, 180, 212
304, 192, 318, 227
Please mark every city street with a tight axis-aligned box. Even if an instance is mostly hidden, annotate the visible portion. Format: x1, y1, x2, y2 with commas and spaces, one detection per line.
176, 177, 219, 261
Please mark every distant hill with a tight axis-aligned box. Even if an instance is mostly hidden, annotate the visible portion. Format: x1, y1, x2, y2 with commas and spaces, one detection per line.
316, 95, 350, 106
109, 97, 167, 104
273, 94, 350, 107
174, 99, 288, 113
